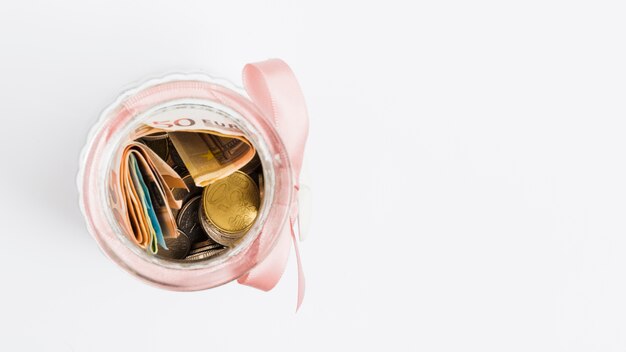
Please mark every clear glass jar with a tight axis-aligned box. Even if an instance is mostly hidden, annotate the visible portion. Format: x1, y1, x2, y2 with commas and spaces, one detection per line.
78, 74, 294, 290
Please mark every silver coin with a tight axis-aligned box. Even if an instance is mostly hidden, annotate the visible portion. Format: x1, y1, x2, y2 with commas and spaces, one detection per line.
176, 196, 209, 244
184, 247, 225, 261
188, 241, 223, 255
157, 230, 191, 260
189, 238, 220, 252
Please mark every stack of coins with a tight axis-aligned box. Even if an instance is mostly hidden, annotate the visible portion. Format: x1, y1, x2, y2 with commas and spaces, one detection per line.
137, 131, 264, 262
198, 171, 260, 247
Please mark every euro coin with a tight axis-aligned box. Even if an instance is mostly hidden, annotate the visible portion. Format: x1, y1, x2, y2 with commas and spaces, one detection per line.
202, 171, 260, 234
157, 230, 191, 260
198, 202, 244, 247
185, 247, 225, 261
189, 239, 220, 253
176, 196, 209, 244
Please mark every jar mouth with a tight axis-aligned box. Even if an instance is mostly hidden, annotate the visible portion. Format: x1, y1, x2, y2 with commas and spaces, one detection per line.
79, 74, 294, 290
106, 98, 276, 269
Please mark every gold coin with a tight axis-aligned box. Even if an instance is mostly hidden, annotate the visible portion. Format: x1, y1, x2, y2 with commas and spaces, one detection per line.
202, 171, 260, 233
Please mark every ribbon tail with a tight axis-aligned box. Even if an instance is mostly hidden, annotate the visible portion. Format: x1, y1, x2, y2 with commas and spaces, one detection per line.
291, 216, 305, 311
237, 214, 305, 311
237, 226, 291, 291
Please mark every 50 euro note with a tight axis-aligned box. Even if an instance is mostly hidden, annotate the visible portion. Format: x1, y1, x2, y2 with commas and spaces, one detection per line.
168, 131, 255, 187
119, 142, 187, 253
131, 104, 256, 187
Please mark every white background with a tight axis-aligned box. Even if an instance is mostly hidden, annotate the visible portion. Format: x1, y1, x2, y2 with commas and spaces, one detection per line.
1, 1, 625, 351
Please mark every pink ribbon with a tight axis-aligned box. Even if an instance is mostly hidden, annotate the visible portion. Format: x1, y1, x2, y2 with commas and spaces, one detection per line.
236, 59, 309, 310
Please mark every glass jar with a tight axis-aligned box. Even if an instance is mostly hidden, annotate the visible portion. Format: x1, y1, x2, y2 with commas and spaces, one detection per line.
78, 73, 294, 291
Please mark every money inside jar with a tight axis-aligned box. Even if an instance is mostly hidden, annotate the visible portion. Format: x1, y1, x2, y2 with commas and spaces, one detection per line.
118, 128, 265, 262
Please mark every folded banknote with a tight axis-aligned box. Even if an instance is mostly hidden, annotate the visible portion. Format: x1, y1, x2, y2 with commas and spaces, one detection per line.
120, 142, 187, 253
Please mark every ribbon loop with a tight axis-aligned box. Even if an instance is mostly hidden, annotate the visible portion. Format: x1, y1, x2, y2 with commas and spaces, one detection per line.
242, 59, 309, 182
237, 59, 309, 310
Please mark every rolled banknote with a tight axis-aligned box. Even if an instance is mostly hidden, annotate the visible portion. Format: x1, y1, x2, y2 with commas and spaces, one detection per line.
168, 131, 255, 187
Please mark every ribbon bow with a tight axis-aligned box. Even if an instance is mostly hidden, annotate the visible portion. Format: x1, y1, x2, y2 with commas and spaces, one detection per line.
236, 59, 309, 310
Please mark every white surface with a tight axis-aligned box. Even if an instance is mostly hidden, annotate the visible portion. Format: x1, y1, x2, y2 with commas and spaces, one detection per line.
1, 1, 626, 351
